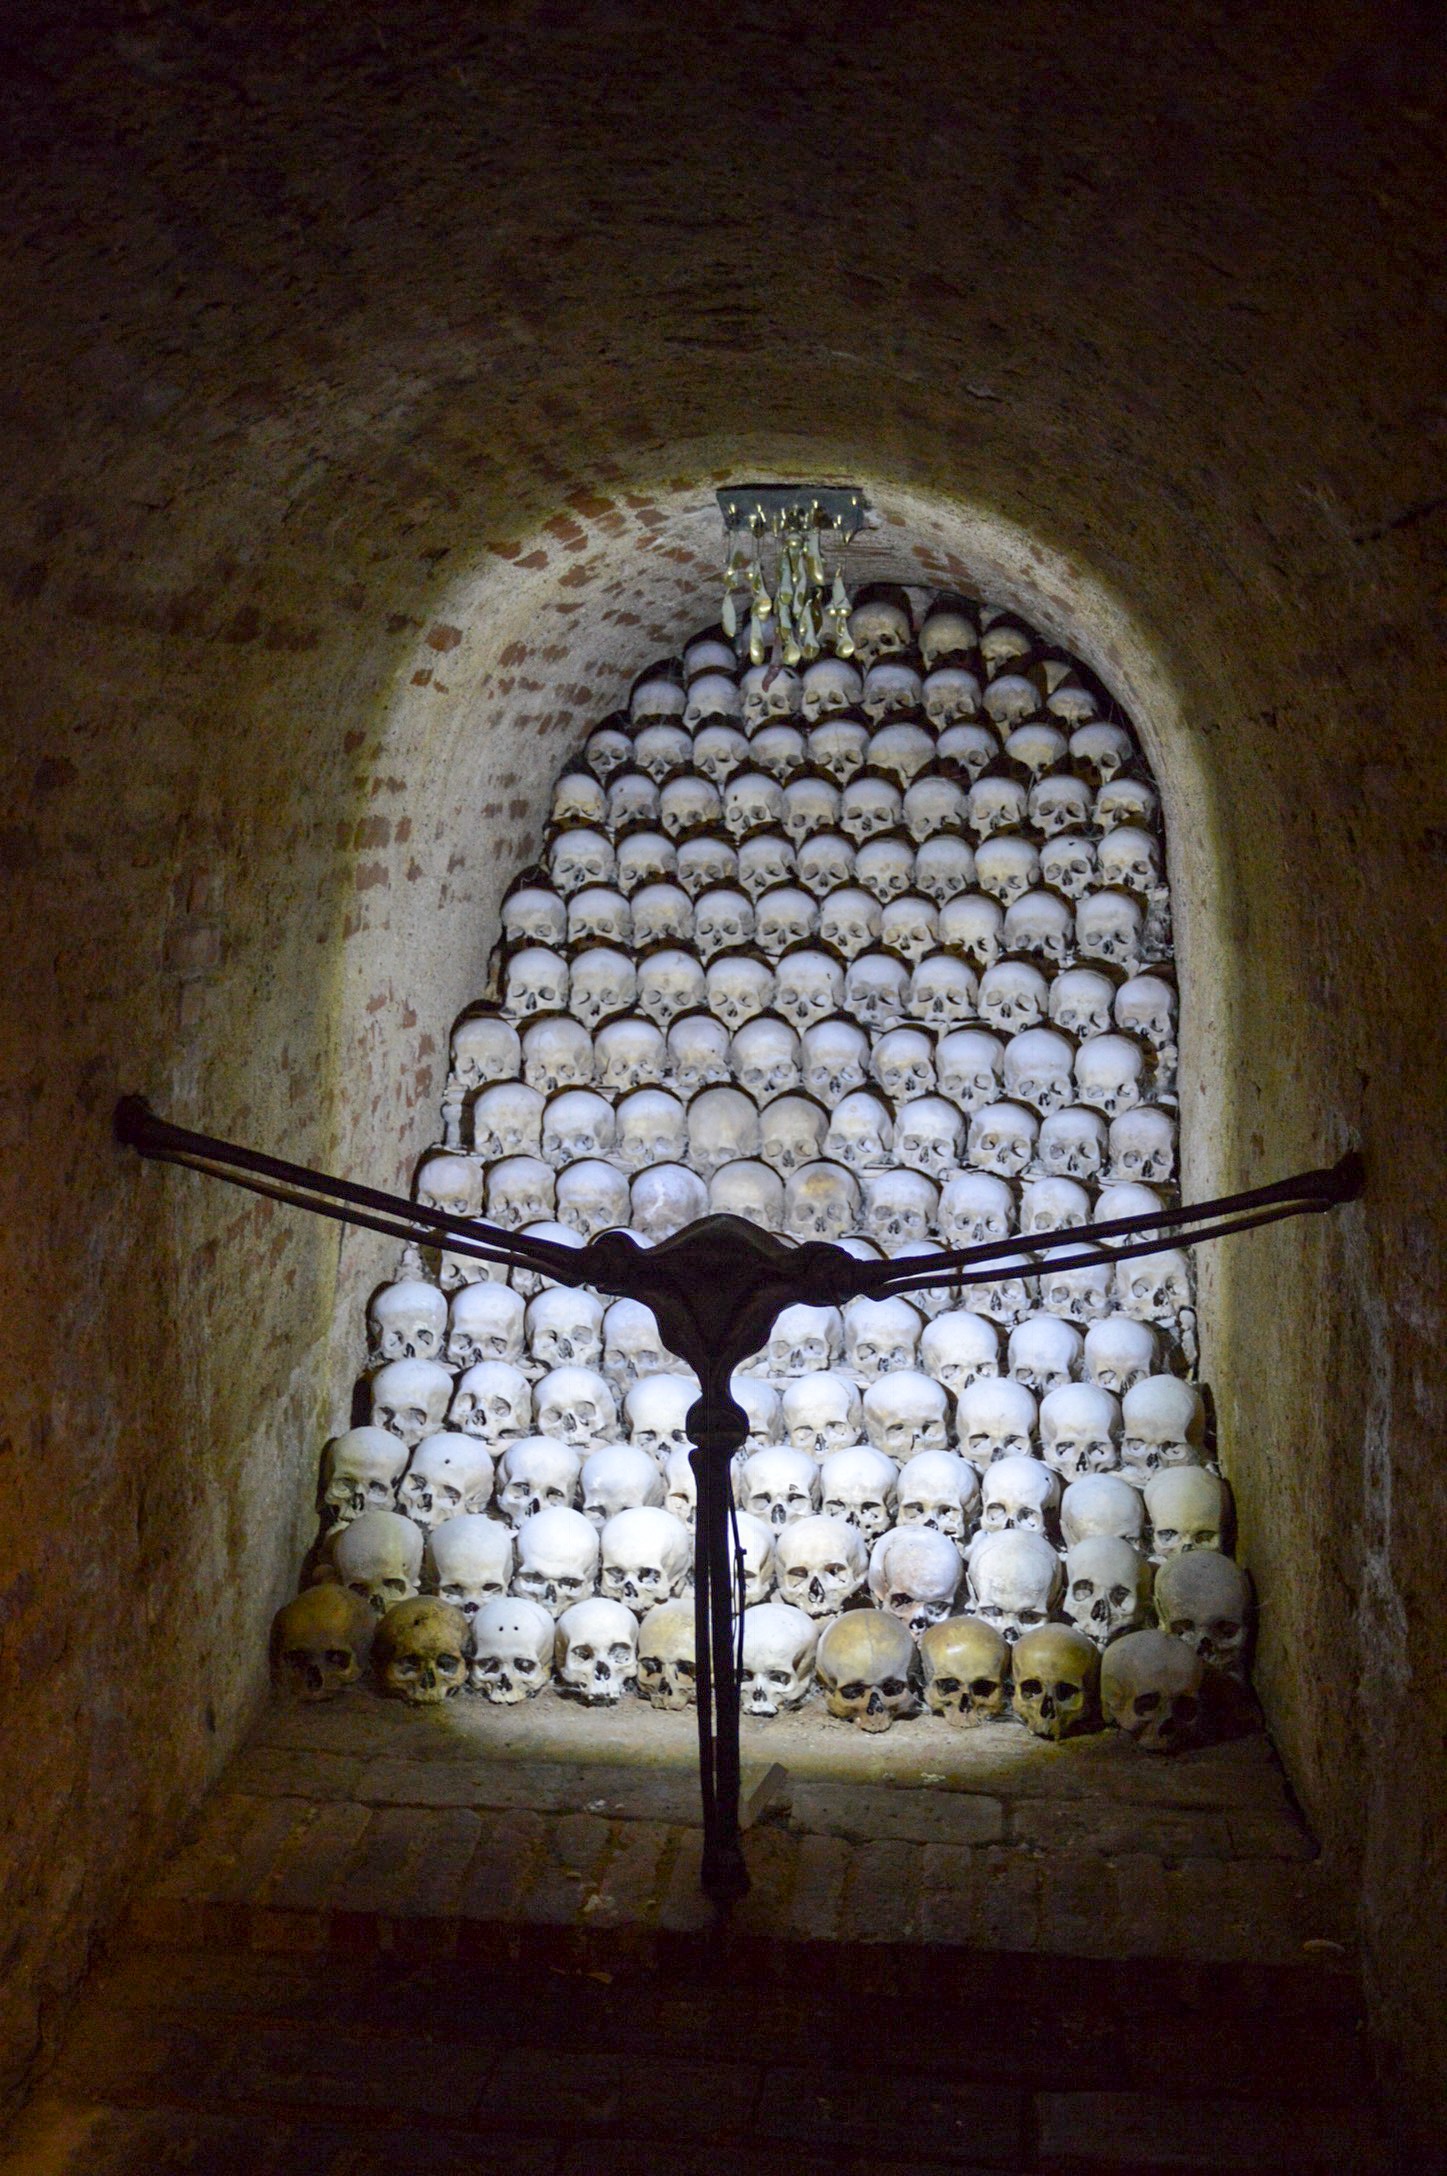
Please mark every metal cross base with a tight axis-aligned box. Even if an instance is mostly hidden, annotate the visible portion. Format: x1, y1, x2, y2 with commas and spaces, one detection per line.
112, 1096, 1363, 1907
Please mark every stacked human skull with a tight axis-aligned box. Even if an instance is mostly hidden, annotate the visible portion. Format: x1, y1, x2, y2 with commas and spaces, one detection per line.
279, 591, 1260, 1744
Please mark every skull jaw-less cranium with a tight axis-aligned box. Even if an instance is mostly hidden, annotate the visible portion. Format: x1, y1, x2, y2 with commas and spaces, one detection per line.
816, 1609, 918, 1731
918, 1615, 1011, 1727
271, 1586, 375, 1701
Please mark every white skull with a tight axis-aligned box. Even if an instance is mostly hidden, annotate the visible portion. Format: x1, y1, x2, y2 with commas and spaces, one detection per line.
584, 725, 631, 780
1043, 682, 1097, 729
975, 835, 1040, 907
1003, 890, 1074, 969
506, 1221, 585, 1302
846, 596, 913, 668
523, 1015, 595, 1093
904, 951, 974, 1027
737, 830, 798, 898
630, 672, 687, 726
1115, 1249, 1193, 1329
840, 776, 904, 843
623, 1374, 699, 1459
977, 959, 1048, 1034
774, 948, 845, 1031
504, 884, 568, 950
817, 884, 882, 961
862, 1369, 950, 1459
662, 1444, 697, 1528
858, 1168, 935, 1251
1096, 777, 1160, 831
1115, 972, 1177, 1051
919, 1308, 1000, 1395
750, 723, 807, 783
693, 723, 750, 788
819, 1446, 899, 1540
882, 894, 941, 966
603, 1298, 675, 1388
888, 1238, 955, 1318
549, 827, 617, 897
371, 1358, 453, 1449
1063, 1535, 1151, 1648
609, 1088, 684, 1175
710, 1159, 786, 1230
1010, 1623, 1099, 1740
739, 1445, 821, 1529
534, 1365, 617, 1449
920, 602, 978, 670
981, 670, 1038, 727
629, 881, 693, 950
755, 1092, 821, 1175
1039, 1383, 1122, 1482
415, 1152, 484, 1221
599, 1506, 692, 1615
765, 1302, 843, 1378
911, 840, 975, 912
968, 775, 1028, 839
1038, 832, 1098, 902
538, 1088, 613, 1170
1037, 1106, 1109, 1181
607, 768, 660, 829
615, 830, 678, 893
1145, 1467, 1230, 1563
495, 1436, 582, 1525
566, 883, 632, 949
368, 1281, 449, 1367
450, 1013, 522, 1090
851, 838, 914, 906
424, 1512, 515, 1620
741, 660, 803, 727
839, 951, 905, 1035
1029, 774, 1094, 837
862, 663, 925, 725
800, 1018, 870, 1100
332, 1509, 425, 1618
816, 1609, 917, 1730
937, 720, 1001, 782
1007, 1313, 1083, 1396
800, 655, 863, 721
665, 1011, 731, 1094
867, 1028, 932, 1103
1097, 825, 1163, 900
1060, 1473, 1146, 1551
1121, 1376, 1206, 1481
740, 1602, 819, 1715
504, 945, 570, 1021
778, 1375, 857, 1462
636, 1596, 698, 1709
1108, 1105, 1177, 1183
511, 1505, 599, 1616
1039, 1260, 1114, 1324
896, 1450, 979, 1539
1073, 1034, 1146, 1119
930, 1030, 1000, 1116
783, 1161, 861, 1243
965, 1528, 1062, 1644
1004, 721, 1069, 781
825, 1090, 895, 1172
957, 1376, 1037, 1463
733, 1509, 777, 1605
797, 829, 858, 895
723, 768, 786, 838
469, 1595, 555, 1702
581, 1442, 667, 1528
775, 1512, 869, 1617
555, 1596, 639, 1702
980, 1455, 1060, 1535
1084, 1316, 1160, 1394
728, 1013, 800, 1099
1100, 1628, 1204, 1749
679, 842, 735, 903
938, 894, 1004, 971
682, 668, 744, 728
472, 1081, 546, 1164
1155, 1551, 1252, 1675
706, 953, 775, 1031
322, 1427, 409, 1526
922, 666, 985, 735
684, 1085, 758, 1178
843, 1295, 923, 1380
398, 1434, 495, 1530
554, 1157, 630, 1238
636, 946, 704, 1028
918, 1614, 1009, 1725
935, 1173, 1011, 1253
631, 1162, 708, 1242
659, 775, 724, 841
808, 718, 870, 785
967, 1100, 1038, 1177
448, 1361, 531, 1446
968, 1252, 1034, 1328
869, 1527, 964, 1638
1019, 1177, 1091, 1236
485, 1154, 556, 1232
1070, 720, 1135, 783
1075, 888, 1143, 974
893, 1096, 964, 1178
732, 1372, 783, 1452
781, 775, 842, 844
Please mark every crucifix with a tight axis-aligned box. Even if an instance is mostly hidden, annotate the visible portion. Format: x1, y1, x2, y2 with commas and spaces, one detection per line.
113, 1094, 1362, 1903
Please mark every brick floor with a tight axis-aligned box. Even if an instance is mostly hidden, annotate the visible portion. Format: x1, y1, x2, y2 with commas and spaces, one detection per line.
0, 1692, 1399, 2173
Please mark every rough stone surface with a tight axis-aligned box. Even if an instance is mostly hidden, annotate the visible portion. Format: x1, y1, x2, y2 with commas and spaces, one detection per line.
0, 0, 1443, 2140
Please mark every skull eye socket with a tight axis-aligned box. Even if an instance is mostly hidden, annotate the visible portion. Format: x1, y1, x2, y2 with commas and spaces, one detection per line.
880, 1678, 908, 1697
934, 1675, 961, 1694
838, 1680, 868, 1700
1134, 1691, 1162, 1715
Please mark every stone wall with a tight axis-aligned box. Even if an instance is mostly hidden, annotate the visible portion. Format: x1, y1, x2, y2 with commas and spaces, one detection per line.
0, 0, 1442, 2133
